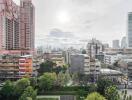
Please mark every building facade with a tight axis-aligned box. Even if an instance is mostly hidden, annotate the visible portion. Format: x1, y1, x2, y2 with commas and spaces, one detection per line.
19, 55, 33, 77
0, 0, 35, 54
0, 0, 20, 50
20, 0, 35, 50
112, 40, 120, 49
127, 12, 132, 48
70, 54, 87, 74
121, 36, 127, 48
87, 38, 104, 59
0, 55, 33, 79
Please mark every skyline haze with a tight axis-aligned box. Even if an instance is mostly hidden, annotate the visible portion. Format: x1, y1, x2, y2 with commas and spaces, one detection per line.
13, 0, 132, 48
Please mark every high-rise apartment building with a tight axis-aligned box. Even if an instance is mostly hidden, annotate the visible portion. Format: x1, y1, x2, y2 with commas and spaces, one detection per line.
0, 0, 20, 50
0, 0, 35, 78
0, 0, 35, 53
128, 12, 132, 48
20, 0, 35, 50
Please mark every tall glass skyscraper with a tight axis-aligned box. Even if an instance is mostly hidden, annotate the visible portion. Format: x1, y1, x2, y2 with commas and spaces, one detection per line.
128, 12, 132, 47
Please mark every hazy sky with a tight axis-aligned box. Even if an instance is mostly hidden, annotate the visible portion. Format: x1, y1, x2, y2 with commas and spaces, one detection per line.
13, 0, 132, 48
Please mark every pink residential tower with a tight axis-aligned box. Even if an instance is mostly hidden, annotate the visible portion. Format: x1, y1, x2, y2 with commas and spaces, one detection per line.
0, 0, 35, 55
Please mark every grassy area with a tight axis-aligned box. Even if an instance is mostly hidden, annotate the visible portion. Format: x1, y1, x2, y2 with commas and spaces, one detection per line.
37, 96, 59, 100
37, 98, 58, 100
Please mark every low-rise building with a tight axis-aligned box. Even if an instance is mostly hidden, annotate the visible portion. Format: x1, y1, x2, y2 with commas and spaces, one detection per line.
0, 58, 19, 79
51, 57, 65, 67
0, 55, 33, 79
104, 48, 132, 65
43, 53, 66, 67
104, 54, 119, 65
19, 55, 33, 77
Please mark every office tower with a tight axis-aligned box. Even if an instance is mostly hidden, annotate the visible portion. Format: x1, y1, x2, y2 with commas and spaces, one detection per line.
112, 40, 120, 49
128, 12, 132, 47
20, 0, 35, 50
0, 0, 20, 50
121, 36, 127, 48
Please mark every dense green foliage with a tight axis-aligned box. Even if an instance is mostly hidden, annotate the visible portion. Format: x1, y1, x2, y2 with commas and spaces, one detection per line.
0, 61, 121, 100
30, 77, 37, 88
38, 60, 67, 75
38, 60, 55, 75
97, 78, 114, 95
38, 72, 57, 91
19, 86, 37, 100
14, 78, 30, 96
85, 92, 106, 100
105, 85, 120, 100
0, 78, 31, 100
0, 76, 120, 100
0, 80, 15, 100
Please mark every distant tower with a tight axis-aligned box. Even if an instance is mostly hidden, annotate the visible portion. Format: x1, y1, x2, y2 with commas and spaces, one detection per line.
121, 36, 127, 48
20, 0, 35, 50
112, 40, 120, 49
127, 12, 132, 48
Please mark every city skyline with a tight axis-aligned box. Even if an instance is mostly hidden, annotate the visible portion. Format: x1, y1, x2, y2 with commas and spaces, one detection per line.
13, 0, 132, 47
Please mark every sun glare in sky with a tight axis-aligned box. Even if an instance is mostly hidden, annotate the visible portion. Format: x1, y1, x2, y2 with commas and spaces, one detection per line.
56, 11, 71, 24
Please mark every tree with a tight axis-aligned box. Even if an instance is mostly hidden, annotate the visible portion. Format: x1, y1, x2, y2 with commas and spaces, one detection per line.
72, 73, 79, 83
88, 84, 97, 93
38, 72, 57, 92
0, 80, 14, 100
105, 85, 120, 100
85, 92, 106, 100
57, 72, 65, 86
53, 66, 63, 74
53, 65, 68, 74
14, 78, 30, 96
38, 60, 56, 75
77, 89, 87, 99
97, 78, 114, 95
64, 71, 71, 86
19, 86, 37, 100
30, 78, 37, 88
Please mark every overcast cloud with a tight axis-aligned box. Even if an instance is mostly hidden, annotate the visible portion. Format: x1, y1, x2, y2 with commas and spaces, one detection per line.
13, 0, 132, 47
